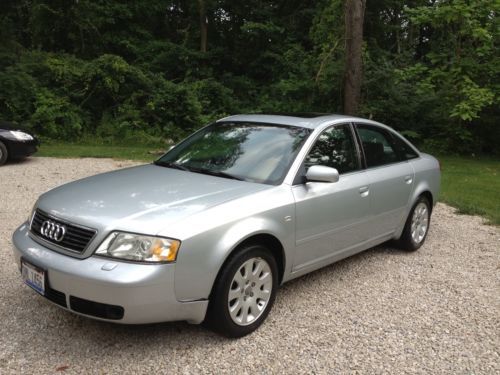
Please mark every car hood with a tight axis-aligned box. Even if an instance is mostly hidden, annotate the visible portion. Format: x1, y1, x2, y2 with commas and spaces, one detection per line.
37, 164, 270, 235
0, 120, 32, 132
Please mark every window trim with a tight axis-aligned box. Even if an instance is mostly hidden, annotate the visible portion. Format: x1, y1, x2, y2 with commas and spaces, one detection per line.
350, 122, 367, 169
292, 122, 362, 185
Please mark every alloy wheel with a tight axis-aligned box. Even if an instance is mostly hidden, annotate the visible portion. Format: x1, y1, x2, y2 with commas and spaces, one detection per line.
411, 202, 429, 244
227, 257, 273, 326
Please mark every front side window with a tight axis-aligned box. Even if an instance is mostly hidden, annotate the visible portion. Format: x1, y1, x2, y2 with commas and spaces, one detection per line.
356, 125, 399, 167
156, 122, 311, 185
304, 124, 360, 174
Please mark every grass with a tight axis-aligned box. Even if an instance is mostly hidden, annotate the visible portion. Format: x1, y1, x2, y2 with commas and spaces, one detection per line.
37, 142, 161, 161
36, 142, 500, 225
438, 155, 500, 225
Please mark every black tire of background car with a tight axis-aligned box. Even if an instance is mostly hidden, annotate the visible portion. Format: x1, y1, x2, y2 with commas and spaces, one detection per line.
0, 141, 8, 166
397, 196, 431, 251
205, 244, 278, 338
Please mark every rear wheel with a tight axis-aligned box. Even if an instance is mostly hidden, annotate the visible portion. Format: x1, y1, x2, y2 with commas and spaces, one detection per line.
0, 141, 8, 166
205, 244, 278, 338
398, 196, 431, 251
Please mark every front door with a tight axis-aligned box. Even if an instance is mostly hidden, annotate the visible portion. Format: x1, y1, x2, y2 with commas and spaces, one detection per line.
292, 123, 371, 271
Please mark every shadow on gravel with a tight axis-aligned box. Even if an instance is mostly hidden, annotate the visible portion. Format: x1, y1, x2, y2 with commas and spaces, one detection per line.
4, 156, 38, 166
280, 242, 407, 291
9, 240, 416, 364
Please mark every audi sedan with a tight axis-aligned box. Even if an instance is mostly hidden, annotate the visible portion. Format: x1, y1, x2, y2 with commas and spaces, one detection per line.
12, 113, 440, 337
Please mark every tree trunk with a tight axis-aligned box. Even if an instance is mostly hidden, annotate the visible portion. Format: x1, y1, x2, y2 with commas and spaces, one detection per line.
343, 0, 366, 115
198, 0, 208, 52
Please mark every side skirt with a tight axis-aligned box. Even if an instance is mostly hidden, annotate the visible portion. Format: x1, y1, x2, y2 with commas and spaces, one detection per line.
285, 231, 394, 282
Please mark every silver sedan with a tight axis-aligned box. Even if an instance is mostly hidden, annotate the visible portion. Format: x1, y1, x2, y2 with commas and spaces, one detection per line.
12, 113, 440, 337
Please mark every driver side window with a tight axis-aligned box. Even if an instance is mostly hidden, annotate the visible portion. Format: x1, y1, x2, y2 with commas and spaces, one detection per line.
305, 124, 360, 174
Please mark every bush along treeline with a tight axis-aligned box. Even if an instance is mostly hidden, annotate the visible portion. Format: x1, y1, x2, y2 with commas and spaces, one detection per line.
0, 0, 498, 154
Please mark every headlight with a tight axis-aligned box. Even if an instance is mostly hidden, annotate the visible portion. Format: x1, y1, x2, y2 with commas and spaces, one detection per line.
95, 232, 180, 263
9, 130, 34, 141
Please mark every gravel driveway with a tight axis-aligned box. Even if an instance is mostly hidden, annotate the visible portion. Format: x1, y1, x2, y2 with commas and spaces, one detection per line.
1, 157, 499, 374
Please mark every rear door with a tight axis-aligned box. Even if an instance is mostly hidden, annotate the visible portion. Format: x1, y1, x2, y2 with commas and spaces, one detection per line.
292, 123, 371, 270
354, 124, 415, 238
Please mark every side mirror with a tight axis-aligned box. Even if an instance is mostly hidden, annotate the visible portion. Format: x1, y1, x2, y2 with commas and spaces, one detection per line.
168, 145, 175, 151
305, 165, 339, 183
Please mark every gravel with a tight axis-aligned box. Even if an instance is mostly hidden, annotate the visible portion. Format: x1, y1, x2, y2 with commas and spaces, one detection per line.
0, 157, 499, 374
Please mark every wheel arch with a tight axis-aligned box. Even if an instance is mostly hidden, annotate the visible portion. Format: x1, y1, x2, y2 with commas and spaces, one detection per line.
208, 232, 286, 300
418, 190, 434, 212
410, 182, 434, 212
231, 233, 285, 284
395, 185, 435, 240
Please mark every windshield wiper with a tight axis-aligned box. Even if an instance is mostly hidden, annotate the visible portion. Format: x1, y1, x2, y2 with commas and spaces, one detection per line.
153, 160, 190, 171
154, 161, 245, 181
190, 167, 245, 181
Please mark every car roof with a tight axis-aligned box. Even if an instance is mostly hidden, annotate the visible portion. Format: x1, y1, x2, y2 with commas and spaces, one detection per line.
217, 113, 388, 130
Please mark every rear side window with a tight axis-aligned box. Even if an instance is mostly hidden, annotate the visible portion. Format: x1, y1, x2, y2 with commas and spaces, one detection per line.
356, 125, 399, 168
391, 134, 419, 160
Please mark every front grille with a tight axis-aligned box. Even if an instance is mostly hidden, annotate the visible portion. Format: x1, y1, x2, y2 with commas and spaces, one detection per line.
30, 209, 97, 253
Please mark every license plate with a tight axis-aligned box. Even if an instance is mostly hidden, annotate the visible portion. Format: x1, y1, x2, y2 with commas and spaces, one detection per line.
21, 259, 45, 295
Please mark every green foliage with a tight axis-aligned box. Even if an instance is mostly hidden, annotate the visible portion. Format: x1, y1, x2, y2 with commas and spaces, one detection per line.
31, 89, 84, 139
399, 0, 500, 152
187, 78, 236, 123
0, 66, 37, 121
309, 0, 345, 110
450, 76, 495, 121
0, 48, 205, 142
0, 0, 498, 154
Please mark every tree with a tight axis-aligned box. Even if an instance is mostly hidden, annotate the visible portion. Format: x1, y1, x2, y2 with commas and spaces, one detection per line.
400, 0, 499, 152
198, 0, 208, 52
343, 0, 366, 115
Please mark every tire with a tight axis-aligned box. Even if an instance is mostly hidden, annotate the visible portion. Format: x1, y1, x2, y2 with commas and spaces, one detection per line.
0, 141, 8, 166
205, 244, 278, 338
397, 196, 431, 251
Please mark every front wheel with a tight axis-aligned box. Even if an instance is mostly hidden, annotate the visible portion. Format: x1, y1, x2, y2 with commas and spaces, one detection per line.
205, 245, 278, 338
398, 196, 431, 251
0, 141, 8, 166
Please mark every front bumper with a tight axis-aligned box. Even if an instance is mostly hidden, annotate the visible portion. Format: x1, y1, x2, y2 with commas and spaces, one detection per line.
12, 223, 208, 324
5, 138, 39, 159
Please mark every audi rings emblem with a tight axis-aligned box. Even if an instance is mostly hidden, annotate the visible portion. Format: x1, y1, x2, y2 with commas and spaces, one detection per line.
40, 220, 66, 242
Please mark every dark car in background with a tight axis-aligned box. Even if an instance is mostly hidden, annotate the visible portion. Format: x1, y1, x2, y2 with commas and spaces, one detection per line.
0, 121, 39, 166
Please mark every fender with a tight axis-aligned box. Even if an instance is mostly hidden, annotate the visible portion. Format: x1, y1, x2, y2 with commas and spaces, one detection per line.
214, 218, 290, 283
172, 187, 296, 302
394, 155, 440, 239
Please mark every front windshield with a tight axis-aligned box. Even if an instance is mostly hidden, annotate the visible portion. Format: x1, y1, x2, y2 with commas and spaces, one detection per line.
156, 122, 311, 185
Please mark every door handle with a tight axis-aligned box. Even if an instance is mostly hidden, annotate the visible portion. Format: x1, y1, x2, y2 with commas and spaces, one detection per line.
359, 186, 369, 197
404, 175, 413, 184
